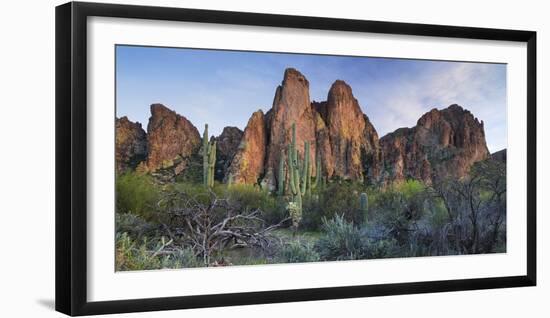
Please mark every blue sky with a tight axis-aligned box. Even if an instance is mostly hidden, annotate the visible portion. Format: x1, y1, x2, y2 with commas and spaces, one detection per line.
116, 45, 507, 152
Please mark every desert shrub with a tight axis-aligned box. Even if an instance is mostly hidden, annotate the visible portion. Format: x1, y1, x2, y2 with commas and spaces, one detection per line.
115, 232, 201, 271
278, 241, 320, 263
115, 212, 158, 239
225, 184, 287, 225
301, 181, 366, 230
365, 237, 400, 259
175, 153, 203, 184
370, 179, 428, 244
167, 182, 286, 225
116, 172, 160, 220
159, 248, 202, 269
315, 215, 367, 261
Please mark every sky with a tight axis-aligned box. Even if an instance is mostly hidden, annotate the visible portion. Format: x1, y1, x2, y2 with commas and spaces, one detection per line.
116, 45, 507, 153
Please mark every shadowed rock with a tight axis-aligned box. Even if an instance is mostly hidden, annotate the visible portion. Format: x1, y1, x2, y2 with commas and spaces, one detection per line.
215, 126, 244, 180
115, 116, 148, 173
380, 104, 490, 184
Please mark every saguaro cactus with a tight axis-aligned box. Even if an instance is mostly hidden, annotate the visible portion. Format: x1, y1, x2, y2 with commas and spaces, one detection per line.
360, 192, 368, 222
277, 151, 285, 196
301, 141, 310, 195
285, 123, 313, 230
208, 141, 217, 188
202, 124, 217, 188
315, 153, 322, 191
202, 124, 209, 187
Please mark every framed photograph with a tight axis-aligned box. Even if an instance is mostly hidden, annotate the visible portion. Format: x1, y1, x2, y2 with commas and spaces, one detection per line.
55, 1, 536, 316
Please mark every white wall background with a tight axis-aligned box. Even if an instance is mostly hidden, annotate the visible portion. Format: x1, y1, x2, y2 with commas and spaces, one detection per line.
0, 0, 547, 316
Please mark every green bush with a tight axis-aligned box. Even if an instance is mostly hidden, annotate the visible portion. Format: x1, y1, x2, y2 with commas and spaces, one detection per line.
278, 241, 320, 263
116, 172, 160, 220
301, 181, 367, 230
369, 179, 428, 243
315, 215, 367, 261
225, 184, 286, 225
365, 237, 400, 259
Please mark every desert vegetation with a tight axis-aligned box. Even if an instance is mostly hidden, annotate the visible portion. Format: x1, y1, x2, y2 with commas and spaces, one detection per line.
115, 67, 506, 271
115, 123, 506, 271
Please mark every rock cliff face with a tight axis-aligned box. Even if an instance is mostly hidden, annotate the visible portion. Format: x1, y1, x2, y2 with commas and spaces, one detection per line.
380, 104, 490, 184
215, 126, 244, 180
324, 80, 382, 183
264, 68, 318, 188
227, 110, 267, 184
145, 103, 201, 173
115, 116, 148, 173
116, 69, 493, 189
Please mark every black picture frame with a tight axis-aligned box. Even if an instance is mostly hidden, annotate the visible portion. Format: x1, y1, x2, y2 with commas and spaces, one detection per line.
55, 1, 537, 316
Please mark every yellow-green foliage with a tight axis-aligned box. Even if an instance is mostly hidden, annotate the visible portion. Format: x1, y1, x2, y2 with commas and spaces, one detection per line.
116, 172, 160, 220
394, 179, 425, 199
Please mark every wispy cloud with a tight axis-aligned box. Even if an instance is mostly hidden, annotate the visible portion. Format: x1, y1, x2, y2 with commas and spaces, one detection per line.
351, 61, 506, 152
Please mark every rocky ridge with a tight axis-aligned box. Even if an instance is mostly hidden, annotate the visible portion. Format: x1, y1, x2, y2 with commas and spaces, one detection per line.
115, 68, 493, 188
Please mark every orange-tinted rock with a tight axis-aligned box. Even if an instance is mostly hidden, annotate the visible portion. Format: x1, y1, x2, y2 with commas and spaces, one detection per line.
145, 104, 201, 172
313, 110, 334, 178
380, 104, 490, 184
227, 110, 267, 185
324, 80, 382, 183
115, 116, 148, 173
264, 68, 318, 188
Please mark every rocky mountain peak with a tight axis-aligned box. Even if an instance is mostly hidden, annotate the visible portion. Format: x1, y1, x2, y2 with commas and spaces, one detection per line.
323, 79, 381, 182
282, 67, 309, 88
145, 103, 201, 172
117, 70, 493, 190
380, 104, 490, 184
263, 68, 317, 189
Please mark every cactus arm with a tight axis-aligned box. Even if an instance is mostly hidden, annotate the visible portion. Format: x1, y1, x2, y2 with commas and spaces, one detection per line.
301, 141, 309, 194
306, 154, 312, 196
278, 150, 285, 196
360, 192, 368, 223
208, 141, 217, 187
288, 144, 297, 195
202, 124, 209, 187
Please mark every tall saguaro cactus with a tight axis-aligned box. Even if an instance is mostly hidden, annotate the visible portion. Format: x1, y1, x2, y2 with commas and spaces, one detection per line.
202, 124, 209, 187
208, 141, 217, 188
277, 151, 285, 196
315, 151, 322, 190
202, 124, 216, 188
301, 141, 310, 195
360, 192, 368, 223
285, 123, 313, 231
